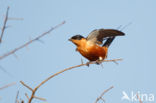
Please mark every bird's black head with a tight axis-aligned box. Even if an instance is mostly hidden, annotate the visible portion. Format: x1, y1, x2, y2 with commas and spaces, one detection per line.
70, 35, 84, 40
69, 35, 85, 46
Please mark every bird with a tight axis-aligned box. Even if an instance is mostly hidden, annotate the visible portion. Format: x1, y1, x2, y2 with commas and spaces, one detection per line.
69, 29, 125, 63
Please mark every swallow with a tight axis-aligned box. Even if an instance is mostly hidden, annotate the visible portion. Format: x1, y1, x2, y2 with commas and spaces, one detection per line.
69, 29, 125, 63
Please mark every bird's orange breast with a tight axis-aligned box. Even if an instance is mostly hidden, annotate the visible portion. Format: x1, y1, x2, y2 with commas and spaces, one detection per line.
77, 43, 108, 61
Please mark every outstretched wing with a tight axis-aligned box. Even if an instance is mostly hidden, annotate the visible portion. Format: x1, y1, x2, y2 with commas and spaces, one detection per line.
86, 29, 125, 44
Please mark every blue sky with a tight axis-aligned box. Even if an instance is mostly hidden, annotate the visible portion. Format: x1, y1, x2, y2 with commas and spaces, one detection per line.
0, 0, 156, 103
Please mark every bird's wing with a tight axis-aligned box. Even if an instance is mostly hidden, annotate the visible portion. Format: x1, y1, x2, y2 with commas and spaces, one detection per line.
86, 29, 125, 45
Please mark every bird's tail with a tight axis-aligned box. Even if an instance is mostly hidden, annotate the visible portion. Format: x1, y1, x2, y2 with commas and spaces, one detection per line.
102, 37, 115, 47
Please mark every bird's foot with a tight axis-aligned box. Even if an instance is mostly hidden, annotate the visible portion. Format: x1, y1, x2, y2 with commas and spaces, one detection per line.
95, 60, 102, 65
86, 62, 90, 67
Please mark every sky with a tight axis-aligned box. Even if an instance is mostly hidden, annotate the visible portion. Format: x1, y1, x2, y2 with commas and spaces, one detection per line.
0, 0, 156, 103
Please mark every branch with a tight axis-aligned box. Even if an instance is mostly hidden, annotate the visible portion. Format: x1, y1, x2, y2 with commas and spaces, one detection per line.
15, 91, 19, 103
8, 17, 24, 21
20, 81, 33, 92
94, 86, 114, 103
0, 21, 65, 60
20, 58, 122, 103
137, 93, 143, 103
0, 6, 10, 43
33, 96, 46, 101
0, 82, 16, 90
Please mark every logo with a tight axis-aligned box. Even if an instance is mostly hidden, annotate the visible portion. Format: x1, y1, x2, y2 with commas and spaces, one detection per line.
121, 91, 154, 102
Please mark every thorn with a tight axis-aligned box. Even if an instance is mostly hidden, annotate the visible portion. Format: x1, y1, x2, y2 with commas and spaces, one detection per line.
13, 53, 19, 60
100, 63, 104, 69
112, 61, 119, 65
26, 45, 29, 51
100, 97, 106, 103
36, 39, 45, 44
81, 58, 84, 64
5, 25, 12, 29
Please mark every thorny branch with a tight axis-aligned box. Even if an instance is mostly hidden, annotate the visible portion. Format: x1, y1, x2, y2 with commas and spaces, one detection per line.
20, 58, 122, 103
94, 86, 114, 103
0, 6, 10, 43
0, 5, 127, 103
0, 21, 65, 60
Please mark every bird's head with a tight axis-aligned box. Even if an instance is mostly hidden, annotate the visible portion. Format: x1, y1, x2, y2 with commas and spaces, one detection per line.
69, 35, 85, 46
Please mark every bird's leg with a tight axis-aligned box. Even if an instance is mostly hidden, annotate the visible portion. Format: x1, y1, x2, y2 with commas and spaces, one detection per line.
95, 57, 103, 64
86, 61, 90, 67
95, 60, 101, 65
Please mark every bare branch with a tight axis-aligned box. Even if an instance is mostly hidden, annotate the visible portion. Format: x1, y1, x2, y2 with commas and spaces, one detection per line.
0, 82, 16, 90
8, 17, 24, 21
0, 21, 65, 60
0, 6, 10, 43
36, 59, 121, 90
15, 91, 19, 103
21, 58, 122, 103
33, 96, 46, 101
20, 81, 33, 92
94, 86, 114, 103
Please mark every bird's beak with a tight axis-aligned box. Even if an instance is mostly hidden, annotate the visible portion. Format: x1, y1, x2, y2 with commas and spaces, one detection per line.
68, 38, 72, 41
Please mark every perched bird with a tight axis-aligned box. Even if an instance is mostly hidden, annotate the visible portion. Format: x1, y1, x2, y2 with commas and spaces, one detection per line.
69, 29, 125, 62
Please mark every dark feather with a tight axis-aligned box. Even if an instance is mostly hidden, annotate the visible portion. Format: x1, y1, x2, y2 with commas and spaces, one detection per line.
87, 29, 125, 44
103, 37, 115, 47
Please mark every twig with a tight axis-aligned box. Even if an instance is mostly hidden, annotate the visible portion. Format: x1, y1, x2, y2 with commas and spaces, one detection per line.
25, 93, 29, 100
0, 6, 9, 43
0, 82, 16, 90
20, 81, 33, 92
81, 58, 84, 64
15, 91, 19, 103
0, 65, 13, 77
20, 58, 122, 103
8, 17, 24, 21
94, 86, 114, 103
33, 96, 46, 101
137, 93, 143, 103
0, 21, 65, 60
112, 61, 119, 65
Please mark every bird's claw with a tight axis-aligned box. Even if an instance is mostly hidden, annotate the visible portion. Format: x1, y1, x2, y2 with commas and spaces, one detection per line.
95, 60, 102, 65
